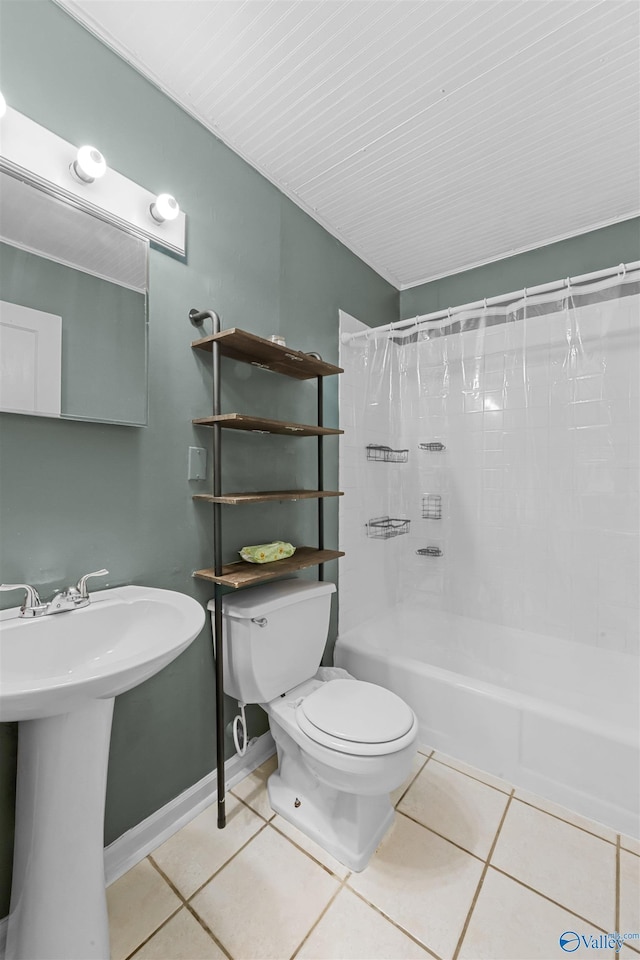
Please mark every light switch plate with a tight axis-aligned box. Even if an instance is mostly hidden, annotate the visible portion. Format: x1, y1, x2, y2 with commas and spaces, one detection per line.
188, 446, 207, 480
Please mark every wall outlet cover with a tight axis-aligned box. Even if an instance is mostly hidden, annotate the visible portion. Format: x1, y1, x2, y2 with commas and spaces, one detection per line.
188, 446, 206, 480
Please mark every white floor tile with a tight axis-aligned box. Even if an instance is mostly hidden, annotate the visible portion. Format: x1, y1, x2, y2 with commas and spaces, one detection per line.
432, 751, 511, 793
398, 759, 509, 859
230, 753, 278, 821
270, 815, 351, 879
620, 849, 640, 936
107, 859, 181, 960
151, 793, 264, 898
459, 867, 613, 960
191, 824, 340, 960
390, 751, 428, 807
348, 812, 484, 959
130, 908, 226, 959
295, 887, 430, 959
514, 787, 618, 843
107, 754, 635, 960
491, 800, 616, 930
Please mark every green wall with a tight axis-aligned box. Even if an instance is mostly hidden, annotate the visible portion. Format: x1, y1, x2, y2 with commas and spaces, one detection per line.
400, 218, 640, 318
0, 0, 398, 916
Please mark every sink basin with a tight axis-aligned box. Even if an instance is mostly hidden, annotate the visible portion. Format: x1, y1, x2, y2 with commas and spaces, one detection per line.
0, 585, 206, 721
1, 584, 205, 960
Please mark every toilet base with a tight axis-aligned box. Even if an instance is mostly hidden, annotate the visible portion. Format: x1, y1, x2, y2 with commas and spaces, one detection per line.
267, 769, 394, 873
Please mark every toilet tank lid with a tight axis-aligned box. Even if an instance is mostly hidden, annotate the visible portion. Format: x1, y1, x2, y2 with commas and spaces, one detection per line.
207, 578, 336, 619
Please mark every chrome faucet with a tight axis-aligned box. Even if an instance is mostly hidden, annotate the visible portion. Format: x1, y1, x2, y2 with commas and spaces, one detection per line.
0, 570, 109, 618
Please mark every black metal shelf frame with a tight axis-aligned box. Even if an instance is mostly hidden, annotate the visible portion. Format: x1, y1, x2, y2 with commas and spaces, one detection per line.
189, 309, 329, 830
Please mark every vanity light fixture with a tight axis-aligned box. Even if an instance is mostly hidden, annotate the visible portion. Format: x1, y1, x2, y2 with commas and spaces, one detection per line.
0, 92, 6, 119
70, 145, 107, 184
149, 193, 180, 223
1, 107, 186, 255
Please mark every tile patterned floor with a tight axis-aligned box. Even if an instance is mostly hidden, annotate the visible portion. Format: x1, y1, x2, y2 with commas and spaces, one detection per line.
107, 747, 640, 960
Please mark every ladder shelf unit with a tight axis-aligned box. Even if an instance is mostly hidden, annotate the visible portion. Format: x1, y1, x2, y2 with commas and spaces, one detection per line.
190, 311, 344, 829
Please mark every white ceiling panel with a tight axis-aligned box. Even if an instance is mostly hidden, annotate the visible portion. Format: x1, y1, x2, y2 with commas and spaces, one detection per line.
56, 0, 640, 288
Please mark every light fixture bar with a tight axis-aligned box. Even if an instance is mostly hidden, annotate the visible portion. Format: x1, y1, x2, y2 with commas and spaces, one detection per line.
0, 107, 186, 256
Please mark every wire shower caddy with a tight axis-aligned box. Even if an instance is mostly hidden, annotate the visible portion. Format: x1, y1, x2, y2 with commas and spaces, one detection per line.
366, 516, 411, 539
422, 494, 442, 519
366, 445, 409, 463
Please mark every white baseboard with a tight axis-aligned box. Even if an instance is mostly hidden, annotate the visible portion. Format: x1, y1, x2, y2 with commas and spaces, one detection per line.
104, 731, 275, 885
0, 733, 276, 956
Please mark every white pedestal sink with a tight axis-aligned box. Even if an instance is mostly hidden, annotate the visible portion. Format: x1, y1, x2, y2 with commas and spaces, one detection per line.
0, 585, 205, 960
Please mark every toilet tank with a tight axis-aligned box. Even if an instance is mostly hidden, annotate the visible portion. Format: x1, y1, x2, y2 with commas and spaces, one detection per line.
208, 579, 336, 703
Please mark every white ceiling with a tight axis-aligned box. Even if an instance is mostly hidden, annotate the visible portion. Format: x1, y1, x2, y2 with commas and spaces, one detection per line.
57, 0, 640, 289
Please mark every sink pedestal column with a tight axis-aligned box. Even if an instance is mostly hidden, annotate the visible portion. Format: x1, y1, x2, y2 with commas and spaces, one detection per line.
6, 698, 115, 960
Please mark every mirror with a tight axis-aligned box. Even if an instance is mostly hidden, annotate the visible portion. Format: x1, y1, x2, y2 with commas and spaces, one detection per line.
0, 171, 148, 426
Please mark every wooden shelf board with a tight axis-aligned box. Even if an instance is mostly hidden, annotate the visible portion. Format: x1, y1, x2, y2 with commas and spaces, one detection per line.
193, 489, 343, 505
193, 546, 344, 588
193, 413, 342, 437
192, 328, 343, 380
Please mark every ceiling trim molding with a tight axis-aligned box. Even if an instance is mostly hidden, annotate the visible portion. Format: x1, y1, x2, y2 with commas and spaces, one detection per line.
398, 212, 640, 292
53, 0, 403, 291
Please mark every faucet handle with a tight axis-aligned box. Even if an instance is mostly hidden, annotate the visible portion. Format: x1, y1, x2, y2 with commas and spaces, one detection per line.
0, 583, 43, 612
75, 569, 109, 598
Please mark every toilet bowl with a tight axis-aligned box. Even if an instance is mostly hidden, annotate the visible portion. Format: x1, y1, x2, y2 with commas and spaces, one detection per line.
265, 670, 418, 870
210, 579, 418, 871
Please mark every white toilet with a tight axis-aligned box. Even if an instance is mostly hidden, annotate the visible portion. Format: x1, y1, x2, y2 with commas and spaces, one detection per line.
209, 578, 418, 871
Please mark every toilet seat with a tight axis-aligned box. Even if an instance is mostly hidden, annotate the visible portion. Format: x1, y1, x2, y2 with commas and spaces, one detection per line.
295, 679, 417, 756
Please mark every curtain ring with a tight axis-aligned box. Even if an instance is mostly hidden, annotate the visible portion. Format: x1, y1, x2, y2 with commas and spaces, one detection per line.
618, 262, 627, 278
483, 298, 487, 310
565, 277, 572, 292
523, 287, 528, 300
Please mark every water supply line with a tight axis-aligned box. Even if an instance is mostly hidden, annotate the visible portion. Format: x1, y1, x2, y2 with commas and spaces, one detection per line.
233, 703, 248, 757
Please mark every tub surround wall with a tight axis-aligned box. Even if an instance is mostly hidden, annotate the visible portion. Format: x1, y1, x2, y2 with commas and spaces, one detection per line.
340, 286, 639, 654
338, 312, 400, 636
0, 0, 397, 918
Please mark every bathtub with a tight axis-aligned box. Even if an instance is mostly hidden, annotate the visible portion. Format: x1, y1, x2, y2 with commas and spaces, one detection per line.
334, 603, 640, 837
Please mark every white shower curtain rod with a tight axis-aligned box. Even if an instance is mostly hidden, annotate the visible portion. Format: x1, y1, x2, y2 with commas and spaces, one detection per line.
341, 260, 640, 344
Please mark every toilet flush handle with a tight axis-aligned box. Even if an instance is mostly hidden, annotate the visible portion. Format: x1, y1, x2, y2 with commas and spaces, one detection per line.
251, 617, 268, 628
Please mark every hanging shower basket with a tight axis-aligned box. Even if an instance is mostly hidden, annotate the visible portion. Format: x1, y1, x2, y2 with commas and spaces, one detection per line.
417, 546, 443, 557
419, 442, 446, 452
366, 516, 411, 539
422, 494, 442, 519
366, 444, 409, 463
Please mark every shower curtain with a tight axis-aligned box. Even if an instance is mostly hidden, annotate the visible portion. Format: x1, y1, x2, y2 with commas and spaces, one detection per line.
339, 271, 639, 656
